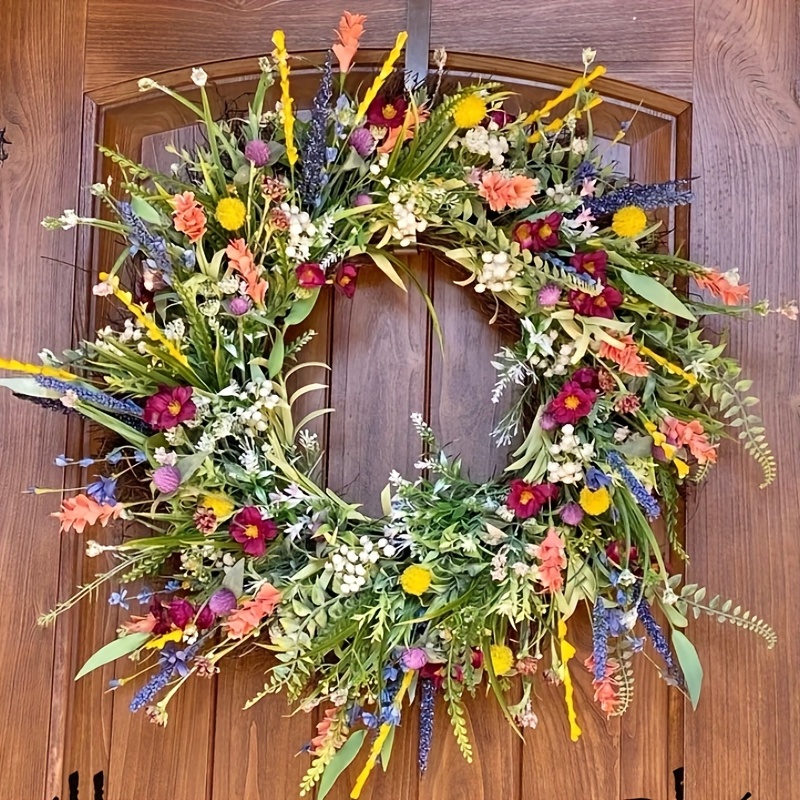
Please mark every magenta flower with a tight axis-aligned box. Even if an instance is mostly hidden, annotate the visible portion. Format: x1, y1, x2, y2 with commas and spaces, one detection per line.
230, 506, 278, 557
353, 193, 373, 207
296, 262, 326, 288
244, 139, 270, 167
513, 213, 562, 252
568, 284, 624, 319
548, 380, 598, 424
349, 127, 375, 157
560, 502, 585, 526
537, 284, 562, 308
152, 465, 181, 494
169, 598, 195, 630
228, 295, 252, 316
334, 263, 359, 298
570, 250, 608, 281
486, 108, 513, 127
401, 648, 429, 670
143, 386, 196, 430
366, 96, 408, 129
506, 479, 559, 519
196, 605, 215, 629
571, 367, 600, 390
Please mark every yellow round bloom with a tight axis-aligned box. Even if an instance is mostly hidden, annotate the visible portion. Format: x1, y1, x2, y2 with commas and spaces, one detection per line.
453, 95, 487, 129
400, 564, 432, 596
579, 486, 611, 516
490, 644, 514, 676
216, 197, 247, 230
200, 493, 235, 519
611, 205, 647, 238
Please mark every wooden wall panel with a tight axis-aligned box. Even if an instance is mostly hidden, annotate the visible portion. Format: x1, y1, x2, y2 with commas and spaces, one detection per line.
685, 1, 800, 798
0, 0, 88, 797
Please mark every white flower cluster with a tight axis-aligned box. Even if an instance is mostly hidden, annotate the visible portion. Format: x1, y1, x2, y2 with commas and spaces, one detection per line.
327, 536, 395, 595
475, 251, 521, 294
541, 340, 578, 378
463, 125, 509, 166
546, 424, 595, 484
218, 274, 243, 295
280, 204, 330, 262
180, 543, 221, 581
236, 380, 282, 435
163, 319, 185, 342
386, 190, 428, 247
545, 183, 576, 206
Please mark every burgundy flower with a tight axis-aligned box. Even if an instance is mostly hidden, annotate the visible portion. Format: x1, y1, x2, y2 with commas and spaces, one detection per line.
568, 284, 624, 319
606, 541, 638, 565
571, 367, 600, 390
486, 109, 513, 127
208, 588, 238, 616
196, 605, 215, 629
548, 380, 597, 424
506, 479, 560, 519
614, 393, 641, 414
471, 648, 484, 669
169, 598, 195, 630
513, 213, 562, 253
296, 262, 326, 288
150, 597, 171, 635
420, 662, 445, 690
143, 386, 196, 430
349, 127, 375, 157
334, 263, 359, 298
366, 95, 408, 129
570, 250, 608, 281
229, 506, 278, 557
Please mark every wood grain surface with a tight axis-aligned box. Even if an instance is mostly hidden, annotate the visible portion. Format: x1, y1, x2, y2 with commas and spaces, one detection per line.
1, 1, 798, 797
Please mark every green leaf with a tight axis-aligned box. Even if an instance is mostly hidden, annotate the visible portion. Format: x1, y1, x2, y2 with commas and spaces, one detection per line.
618, 269, 697, 321
267, 332, 285, 378
130, 195, 163, 226
177, 451, 208, 483
366, 249, 407, 290
222, 558, 245, 597
75, 632, 150, 680
317, 730, 367, 800
380, 725, 396, 771
284, 291, 319, 325
672, 630, 703, 709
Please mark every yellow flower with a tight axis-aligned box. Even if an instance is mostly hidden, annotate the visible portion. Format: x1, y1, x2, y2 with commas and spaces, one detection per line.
144, 628, 183, 649
674, 458, 690, 479
579, 486, 611, 516
490, 643, 514, 676
399, 564, 432, 596
611, 205, 647, 238
200, 493, 235, 519
216, 197, 246, 230
453, 95, 487, 129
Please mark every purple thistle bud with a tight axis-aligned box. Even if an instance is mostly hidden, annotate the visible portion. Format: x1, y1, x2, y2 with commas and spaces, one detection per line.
353, 193, 373, 207
349, 127, 376, 157
591, 598, 609, 681
228, 295, 252, 316
537, 283, 562, 308
418, 678, 435, 773
208, 588, 237, 616
152, 465, 181, 494
560, 502, 584, 526
244, 139, 270, 167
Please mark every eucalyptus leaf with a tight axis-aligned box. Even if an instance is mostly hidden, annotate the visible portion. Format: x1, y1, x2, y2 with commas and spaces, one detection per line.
222, 558, 245, 597
672, 629, 703, 708
618, 269, 697, 321
317, 730, 366, 800
267, 332, 285, 377
75, 632, 150, 680
130, 195, 162, 225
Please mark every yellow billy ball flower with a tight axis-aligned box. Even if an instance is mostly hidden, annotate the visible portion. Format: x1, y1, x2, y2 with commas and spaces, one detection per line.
400, 564, 432, 596
200, 493, 235, 519
579, 486, 611, 516
490, 644, 514, 676
453, 94, 487, 129
216, 197, 247, 230
611, 205, 647, 238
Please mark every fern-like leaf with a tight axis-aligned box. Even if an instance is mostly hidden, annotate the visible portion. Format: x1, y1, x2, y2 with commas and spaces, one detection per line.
444, 678, 473, 762
610, 648, 635, 717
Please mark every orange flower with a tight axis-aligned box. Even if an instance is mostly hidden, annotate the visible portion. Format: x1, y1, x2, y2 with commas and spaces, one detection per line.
478, 171, 538, 212
695, 268, 749, 306
378, 106, 430, 154
530, 527, 567, 592
584, 655, 620, 716
310, 707, 344, 753
171, 191, 207, 242
226, 238, 268, 304
661, 416, 718, 464
598, 334, 650, 377
52, 494, 123, 534
333, 11, 367, 73
223, 582, 281, 639
121, 613, 158, 633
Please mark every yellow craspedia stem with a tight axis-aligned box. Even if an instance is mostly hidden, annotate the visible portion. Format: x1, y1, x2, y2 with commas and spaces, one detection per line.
216, 197, 246, 230
579, 486, 611, 516
524, 65, 606, 124
355, 31, 409, 121
0, 357, 76, 382
272, 30, 298, 167
350, 669, 413, 799
452, 94, 487, 128
399, 564, 432, 596
611, 205, 647, 238
490, 643, 514, 676
638, 345, 698, 386
557, 619, 582, 742
99, 272, 189, 367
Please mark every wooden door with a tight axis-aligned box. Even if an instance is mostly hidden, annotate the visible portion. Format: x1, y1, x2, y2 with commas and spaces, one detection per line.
1, 2, 797, 800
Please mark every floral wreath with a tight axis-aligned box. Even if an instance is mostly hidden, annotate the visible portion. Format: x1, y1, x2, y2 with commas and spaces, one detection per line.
3, 14, 792, 799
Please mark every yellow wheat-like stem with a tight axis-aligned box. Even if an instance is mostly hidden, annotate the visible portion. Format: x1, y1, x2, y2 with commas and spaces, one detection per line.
355, 31, 409, 122
558, 619, 582, 742
524, 65, 607, 125
0, 357, 76, 382
639, 344, 698, 386
272, 30, 298, 167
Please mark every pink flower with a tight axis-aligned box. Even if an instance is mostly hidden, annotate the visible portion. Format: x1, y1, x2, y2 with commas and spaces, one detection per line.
229, 506, 279, 557
152, 465, 181, 493
537, 284, 562, 308
506, 479, 559, 519
513, 213, 561, 252
401, 648, 429, 670
143, 386, 196, 430
580, 178, 597, 197
296, 262, 326, 288
478, 172, 538, 211
530, 528, 567, 592
547, 380, 597, 424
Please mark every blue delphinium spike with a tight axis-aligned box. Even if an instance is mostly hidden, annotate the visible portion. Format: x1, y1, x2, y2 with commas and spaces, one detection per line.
607, 451, 661, 520
418, 678, 435, 773
637, 598, 683, 685
299, 55, 333, 210
591, 598, 609, 681
587, 179, 693, 215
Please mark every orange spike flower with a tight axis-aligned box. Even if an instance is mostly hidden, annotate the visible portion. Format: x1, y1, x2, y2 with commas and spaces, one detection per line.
171, 191, 207, 242
598, 334, 650, 377
333, 11, 367, 73
661, 416, 718, 464
694, 268, 749, 306
52, 493, 123, 534
223, 582, 281, 639
226, 238, 268, 304
478, 171, 538, 212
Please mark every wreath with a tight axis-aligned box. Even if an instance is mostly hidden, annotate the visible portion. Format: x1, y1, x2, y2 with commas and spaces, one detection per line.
3, 13, 792, 798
